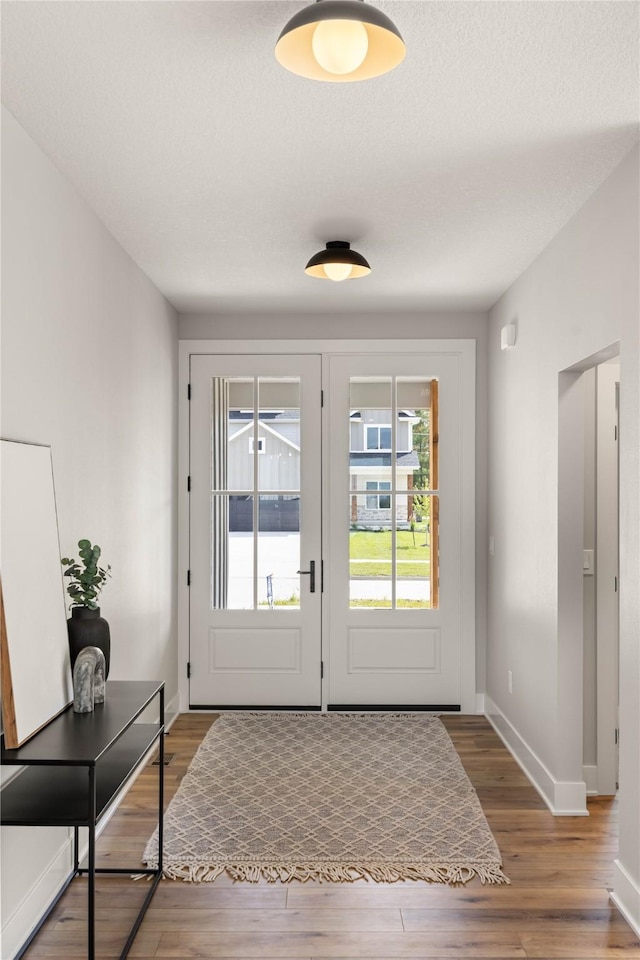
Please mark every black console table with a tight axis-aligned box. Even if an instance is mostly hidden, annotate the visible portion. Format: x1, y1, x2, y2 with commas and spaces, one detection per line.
1, 680, 164, 960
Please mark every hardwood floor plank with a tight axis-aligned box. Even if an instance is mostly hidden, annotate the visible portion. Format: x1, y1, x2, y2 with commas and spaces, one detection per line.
151, 930, 528, 957
151, 885, 290, 909
401, 906, 632, 932
55, 907, 405, 933
286, 885, 612, 910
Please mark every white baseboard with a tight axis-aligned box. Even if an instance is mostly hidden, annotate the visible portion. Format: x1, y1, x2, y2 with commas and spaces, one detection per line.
484, 695, 588, 816
0, 834, 73, 960
475, 693, 485, 714
611, 860, 640, 937
583, 764, 598, 796
165, 690, 180, 730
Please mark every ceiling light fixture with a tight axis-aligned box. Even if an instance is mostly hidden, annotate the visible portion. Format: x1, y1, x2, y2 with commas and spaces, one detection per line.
275, 0, 405, 82
305, 241, 371, 281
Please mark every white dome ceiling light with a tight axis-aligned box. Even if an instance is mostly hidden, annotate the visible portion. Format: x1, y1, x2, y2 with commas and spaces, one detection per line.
275, 0, 405, 82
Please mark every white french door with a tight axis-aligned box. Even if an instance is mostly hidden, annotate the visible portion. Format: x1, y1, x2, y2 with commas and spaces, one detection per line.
189, 354, 322, 707
326, 353, 466, 708
186, 342, 475, 711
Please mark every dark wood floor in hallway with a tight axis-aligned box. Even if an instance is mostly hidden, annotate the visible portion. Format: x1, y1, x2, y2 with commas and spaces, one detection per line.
23, 714, 640, 959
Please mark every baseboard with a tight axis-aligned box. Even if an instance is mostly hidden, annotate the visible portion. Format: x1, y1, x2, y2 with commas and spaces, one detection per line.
583, 764, 598, 796
1, 688, 181, 960
475, 693, 485, 714
0, 834, 74, 960
165, 690, 181, 731
484, 695, 588, 816
611, 860, 640, 937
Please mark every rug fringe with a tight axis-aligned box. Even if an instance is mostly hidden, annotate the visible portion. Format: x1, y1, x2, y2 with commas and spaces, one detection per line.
240, 712, 442, 722
145, 861, 510, 885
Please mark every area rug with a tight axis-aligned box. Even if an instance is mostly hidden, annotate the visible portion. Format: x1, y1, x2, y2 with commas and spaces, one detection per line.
143, 712, 509, 885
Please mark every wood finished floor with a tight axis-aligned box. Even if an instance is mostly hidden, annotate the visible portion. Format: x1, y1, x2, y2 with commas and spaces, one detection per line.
23, 714, 640, 960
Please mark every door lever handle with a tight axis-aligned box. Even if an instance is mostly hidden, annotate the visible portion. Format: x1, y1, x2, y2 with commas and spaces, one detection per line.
297, 560, 316, 593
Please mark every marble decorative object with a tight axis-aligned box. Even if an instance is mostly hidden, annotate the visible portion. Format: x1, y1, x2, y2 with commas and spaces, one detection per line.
73, 646, 106, 713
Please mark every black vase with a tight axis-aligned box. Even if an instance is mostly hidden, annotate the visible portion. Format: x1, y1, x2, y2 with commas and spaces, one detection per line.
67, 606, 111, 679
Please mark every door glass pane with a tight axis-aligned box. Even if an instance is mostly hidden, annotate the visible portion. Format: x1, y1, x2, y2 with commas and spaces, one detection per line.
350, 380, 392, 478
258, 379, 300, 491
350, 501, 392, 608
226, 379, 254, 493
396, 378, 433, 492
429, 493, 440, 609
258, 495, 300, 610
396, 494, 433, 608
213, 495, 254, 610
350, 377, 393, 609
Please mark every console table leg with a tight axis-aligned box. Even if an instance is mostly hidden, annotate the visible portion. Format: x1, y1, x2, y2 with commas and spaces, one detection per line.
88, 766, 97, 960
159, 688, 164, 875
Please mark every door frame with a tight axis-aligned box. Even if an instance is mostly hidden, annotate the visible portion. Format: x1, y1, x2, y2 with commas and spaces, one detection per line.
595, 361, 620, 794
178, 339, 476, 713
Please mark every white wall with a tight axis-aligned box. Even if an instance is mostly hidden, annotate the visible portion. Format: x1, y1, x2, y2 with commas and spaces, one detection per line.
487, 145, 639, 927
0, 107, 179, 958
179, 310, 489, 697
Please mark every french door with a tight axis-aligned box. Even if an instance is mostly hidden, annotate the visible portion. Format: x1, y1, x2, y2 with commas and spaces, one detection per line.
187, 344, 474, 710
326, 353, 464, 708
189, 354, 322, 707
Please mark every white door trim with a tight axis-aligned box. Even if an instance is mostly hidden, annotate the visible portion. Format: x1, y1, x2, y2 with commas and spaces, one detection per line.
178, 339, 476, 713
596, 362, 620, 795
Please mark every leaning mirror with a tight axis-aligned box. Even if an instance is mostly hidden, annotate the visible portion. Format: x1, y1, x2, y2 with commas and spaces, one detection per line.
1, 439, 72, 748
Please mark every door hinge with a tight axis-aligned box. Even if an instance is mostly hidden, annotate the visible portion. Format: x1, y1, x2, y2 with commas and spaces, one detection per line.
187, 383, 192, 400
321, 660, 324, 679
321, 390, 324, 407
614, 424, 618, 441
614, 575, 618, 592
187, 475, 191, 492
187, 662, 191, 679
187, 570, 191, 586
321, 559, 324, 592
615, 727, 619, 745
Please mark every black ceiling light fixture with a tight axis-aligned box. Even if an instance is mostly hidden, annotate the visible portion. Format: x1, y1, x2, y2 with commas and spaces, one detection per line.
275, 0, 405, 82
305, 241, 371, 281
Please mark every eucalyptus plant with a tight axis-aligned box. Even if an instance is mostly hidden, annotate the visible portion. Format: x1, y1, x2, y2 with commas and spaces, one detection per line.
61, 539, 111, 610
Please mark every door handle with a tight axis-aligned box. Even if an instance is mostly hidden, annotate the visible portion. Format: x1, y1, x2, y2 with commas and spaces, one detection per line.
297, 560, 316, 593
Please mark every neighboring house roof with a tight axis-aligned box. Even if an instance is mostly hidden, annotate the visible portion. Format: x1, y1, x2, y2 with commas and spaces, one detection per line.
349, 410, 418, 420
229, 410, 299, 421
229, 420, 300, 452
349, 451, 420, 468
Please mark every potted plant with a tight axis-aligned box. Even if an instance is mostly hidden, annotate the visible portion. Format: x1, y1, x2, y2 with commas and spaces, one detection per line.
61, 539, 112, 677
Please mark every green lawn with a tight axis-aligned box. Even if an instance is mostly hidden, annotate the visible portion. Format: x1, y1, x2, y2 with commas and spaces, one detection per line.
350, 561, 430, 577
349, 529, 431, 578
350, 598, 432, 608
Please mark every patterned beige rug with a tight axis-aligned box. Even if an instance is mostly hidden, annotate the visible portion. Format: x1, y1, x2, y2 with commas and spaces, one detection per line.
143, 712, 509, 885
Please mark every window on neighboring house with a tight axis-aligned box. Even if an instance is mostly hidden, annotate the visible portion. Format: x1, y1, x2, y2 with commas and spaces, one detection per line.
249, 437, 265, 454
366, 426, 392, 450
366, 481, 391, 510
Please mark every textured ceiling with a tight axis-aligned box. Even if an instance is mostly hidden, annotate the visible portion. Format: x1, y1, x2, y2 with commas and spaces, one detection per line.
1, 1, 638, 314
